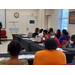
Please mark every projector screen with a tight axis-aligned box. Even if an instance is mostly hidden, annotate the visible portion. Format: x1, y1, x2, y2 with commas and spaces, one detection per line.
0, 9, 5, 28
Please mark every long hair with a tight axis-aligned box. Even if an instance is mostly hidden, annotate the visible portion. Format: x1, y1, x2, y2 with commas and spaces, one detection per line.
62, 29, 68, 35
57, 29, 61, 38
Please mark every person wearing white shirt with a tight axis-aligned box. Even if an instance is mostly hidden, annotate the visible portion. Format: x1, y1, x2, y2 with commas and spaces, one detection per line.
38, 29, 43, 38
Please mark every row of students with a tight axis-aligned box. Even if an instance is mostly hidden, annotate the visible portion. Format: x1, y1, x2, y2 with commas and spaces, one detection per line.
0, 34, 75, 65
0, 39, 66, 65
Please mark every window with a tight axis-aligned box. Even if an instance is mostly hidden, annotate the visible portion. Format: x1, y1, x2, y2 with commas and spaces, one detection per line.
58, 9, 69, 31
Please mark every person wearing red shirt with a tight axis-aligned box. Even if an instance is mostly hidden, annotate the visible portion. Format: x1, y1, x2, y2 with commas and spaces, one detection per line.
50, 31, 61, 47
41, 30, 50, 42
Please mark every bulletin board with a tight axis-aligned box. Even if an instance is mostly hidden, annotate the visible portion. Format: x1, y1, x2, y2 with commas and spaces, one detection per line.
69, 11, 75, 24
0, 9, 6, 28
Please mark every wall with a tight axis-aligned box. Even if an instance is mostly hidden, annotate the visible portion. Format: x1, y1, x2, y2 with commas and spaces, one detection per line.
50, 9, 59, 32
50, 9, 75, 36
6, 9, 38, 39
68, 9, 75, 36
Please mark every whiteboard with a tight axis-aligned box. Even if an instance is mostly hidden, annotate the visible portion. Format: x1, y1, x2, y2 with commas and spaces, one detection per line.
0, 9, 5, 28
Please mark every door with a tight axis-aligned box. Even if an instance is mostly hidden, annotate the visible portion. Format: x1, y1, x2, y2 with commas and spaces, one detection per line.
26, 16, 37, 34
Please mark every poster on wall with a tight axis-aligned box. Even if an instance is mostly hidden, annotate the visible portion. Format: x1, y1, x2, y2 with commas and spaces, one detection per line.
69, 11, 75, 24
0, 9, 5, 28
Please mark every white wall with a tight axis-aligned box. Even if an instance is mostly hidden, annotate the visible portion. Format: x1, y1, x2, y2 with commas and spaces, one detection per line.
6, 9, 38, 39
50, 9, 75, 36
50, 9, 59, 32
68, 9, 75, 36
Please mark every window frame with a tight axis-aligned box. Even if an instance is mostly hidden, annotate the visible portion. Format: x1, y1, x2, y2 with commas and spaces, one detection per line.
58, 9, 69, 31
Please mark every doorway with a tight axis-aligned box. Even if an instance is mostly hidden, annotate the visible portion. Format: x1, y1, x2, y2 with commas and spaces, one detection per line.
26, 16, 38, 34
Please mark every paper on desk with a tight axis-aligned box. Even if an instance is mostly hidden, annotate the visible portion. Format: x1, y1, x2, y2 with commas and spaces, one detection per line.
0, 57, 5, 61
56, 48, 65, 52
39, 43, 44, 46
18, 55, 35, 59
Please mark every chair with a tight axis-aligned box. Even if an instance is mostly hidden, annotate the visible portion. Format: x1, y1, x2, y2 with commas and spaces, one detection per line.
1, 30, 7, 38
67, 36, 70, 41
63, 63, 73, 65
60, 40, 68, 47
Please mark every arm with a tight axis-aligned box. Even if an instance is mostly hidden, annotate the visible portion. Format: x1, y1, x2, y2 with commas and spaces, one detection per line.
64, 47, 75, 52
59, 36, 63, 43
62, 41, 70, 48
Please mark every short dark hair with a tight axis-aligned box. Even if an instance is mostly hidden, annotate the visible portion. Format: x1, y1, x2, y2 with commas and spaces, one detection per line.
50, 28, 53, 32
50, 31, 55, 34
36, 28, 39, 32
43, 30, 48, 34
44, 38, 57, 50
62, 29, 68, 35
71, 35, 75, 39
8, 40, 22, 56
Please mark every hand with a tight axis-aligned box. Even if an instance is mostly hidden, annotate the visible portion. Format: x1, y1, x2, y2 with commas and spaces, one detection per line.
62, 47, 65, 50
45, 35, 49, 39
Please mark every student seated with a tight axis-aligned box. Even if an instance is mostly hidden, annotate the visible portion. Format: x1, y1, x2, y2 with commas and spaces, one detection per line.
59, 29, 68, 44
50, 31, 61, 47
0, 40, 28, 65
38, 29, 43, 38
32, 28, 39, 38
55, 29, 61, 39
33, 38, 67, 65
41, 30, 50, 42
48, 27, 53, 34
62, 35, 75, 52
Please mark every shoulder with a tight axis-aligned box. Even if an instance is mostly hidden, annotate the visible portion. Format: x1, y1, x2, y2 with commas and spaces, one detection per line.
57, 50, 66, 56
21, 59, 29, 65
0, 60, 6, 65
35, 50, 46, 56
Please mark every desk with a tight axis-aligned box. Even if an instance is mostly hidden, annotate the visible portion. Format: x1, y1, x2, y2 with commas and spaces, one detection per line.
12, 34, 75, 64
0, 52, 36, 65
30, 43, 45, 51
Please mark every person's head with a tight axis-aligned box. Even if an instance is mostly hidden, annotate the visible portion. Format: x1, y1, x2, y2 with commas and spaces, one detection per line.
70, 35, 75, 43
39, 29, 43, 33
48, 28, 53, 32
56, 29, 61, 34
35, 28, 39, 32
62, 29, 68, 35
8, 40, 22, 56
43, 30, 48, 35
44, 38, 57, 50
50, 31, 55, 38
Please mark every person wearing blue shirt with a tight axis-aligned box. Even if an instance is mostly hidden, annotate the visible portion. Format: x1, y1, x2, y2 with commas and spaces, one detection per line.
32, 28, 39, 38
0, 22, 2, 28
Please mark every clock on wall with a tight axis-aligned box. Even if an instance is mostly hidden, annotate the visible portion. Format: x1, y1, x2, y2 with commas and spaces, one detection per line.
14, 12, 19, 18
